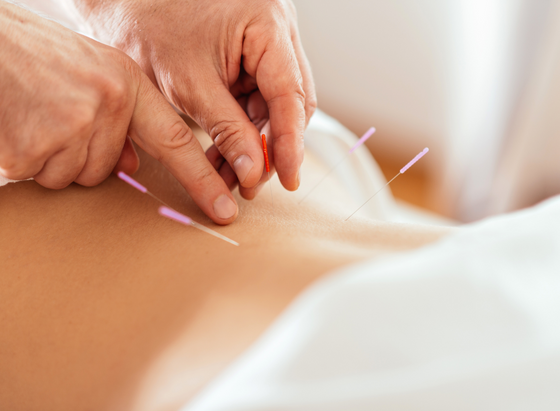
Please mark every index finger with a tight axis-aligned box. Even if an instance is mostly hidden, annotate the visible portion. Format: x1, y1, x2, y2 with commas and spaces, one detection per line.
129, 74, 239, 225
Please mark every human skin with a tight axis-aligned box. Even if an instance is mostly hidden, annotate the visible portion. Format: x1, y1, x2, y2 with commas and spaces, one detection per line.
69, 0, 317, 198
0, 2, 238, 224
0, 124, 451, 411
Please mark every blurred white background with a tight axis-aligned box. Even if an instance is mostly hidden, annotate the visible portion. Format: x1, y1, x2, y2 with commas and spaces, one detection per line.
17, 0, 560, 221
293, 0, 560, 220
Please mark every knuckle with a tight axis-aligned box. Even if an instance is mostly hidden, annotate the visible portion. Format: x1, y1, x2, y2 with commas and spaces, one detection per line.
112, 48, 141, 75
101, 77, 130, 113
307, 93, 318, 118
67, 104, 96, 136
210, 120, 245, 157
157, 122, 197, 159
190, 164, 217, 186
269, 88, 306, 112
295, 86, 306, 105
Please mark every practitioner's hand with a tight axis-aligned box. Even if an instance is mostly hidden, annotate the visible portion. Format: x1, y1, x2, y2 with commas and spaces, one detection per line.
74, 0, 317, 197
0, 3, 238, 224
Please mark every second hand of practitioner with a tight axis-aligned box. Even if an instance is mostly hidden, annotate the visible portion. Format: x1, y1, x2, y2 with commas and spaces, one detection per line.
69, 0, 317, 201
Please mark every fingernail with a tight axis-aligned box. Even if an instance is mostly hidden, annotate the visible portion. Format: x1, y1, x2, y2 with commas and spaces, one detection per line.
233, 155, 254, 184
213, 194, 237, 220
297, 167, 302, 188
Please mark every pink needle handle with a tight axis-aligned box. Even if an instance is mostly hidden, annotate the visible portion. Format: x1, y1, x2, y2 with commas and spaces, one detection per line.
158, 206, 193, 226
349, 127, 376, 154
400, 148, 429, 174
117, 172, 147, 193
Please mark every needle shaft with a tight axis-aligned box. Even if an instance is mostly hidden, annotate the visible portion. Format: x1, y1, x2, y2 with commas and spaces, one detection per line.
118, 172, 239, 246
267, 171, 274, 206
299, 156, 346, 204
345, 173, 400, 221
298, 128, 376, 204
159, 206, 239, 246
146, 191, 172, 209
190, 220, 240, 247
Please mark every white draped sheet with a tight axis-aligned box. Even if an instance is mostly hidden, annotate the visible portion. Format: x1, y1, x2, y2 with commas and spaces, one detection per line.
183, 194, 560, 410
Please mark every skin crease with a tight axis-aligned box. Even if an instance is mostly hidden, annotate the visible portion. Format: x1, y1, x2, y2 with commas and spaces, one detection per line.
70, 0, 317, 197
0, 124, 453, 411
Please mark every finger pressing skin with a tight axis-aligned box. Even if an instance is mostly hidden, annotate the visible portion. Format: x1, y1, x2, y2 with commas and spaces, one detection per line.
244, 26, 306, 191
130, 74, 238, 225
188, 82, 265, 190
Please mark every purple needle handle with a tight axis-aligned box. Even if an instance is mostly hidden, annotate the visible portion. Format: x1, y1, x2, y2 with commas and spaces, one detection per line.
400, 148, 429, 174
117, 172, 148, 193
349, 127, 376, 154
158, 206, 193, 226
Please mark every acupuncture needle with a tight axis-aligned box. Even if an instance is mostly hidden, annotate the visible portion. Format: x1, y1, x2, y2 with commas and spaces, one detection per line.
117, 171, 239, 246
159, 206, 240, 247
262, 133, 273, 206
345, 147, 429, 221
299, 127, 376, 204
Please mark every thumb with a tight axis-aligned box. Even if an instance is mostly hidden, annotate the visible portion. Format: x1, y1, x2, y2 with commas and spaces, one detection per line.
191, 83, 265, 189
128, 75, 238, 225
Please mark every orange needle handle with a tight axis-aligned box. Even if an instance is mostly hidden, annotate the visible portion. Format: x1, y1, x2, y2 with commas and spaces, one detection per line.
262, 134, 270, 173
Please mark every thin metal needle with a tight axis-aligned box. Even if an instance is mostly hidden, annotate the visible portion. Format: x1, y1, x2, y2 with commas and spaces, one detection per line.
154, 198, 240, 246
146, 191, 172, 209
344, 147, 429, 222
298, 127, 376, 205
159, 206, 240, 247
345, 173, 401, 221
298, 157, 347, 204
118, 172, 240, 246
190, 220, 240, 247
150, 195, 240, 246
267, 171, 274, 207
